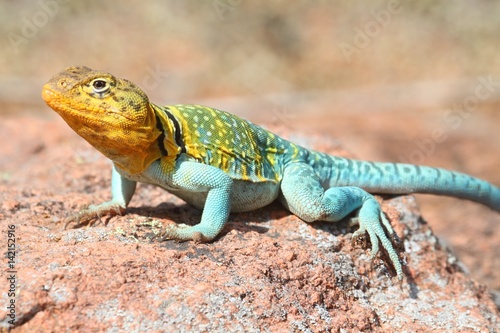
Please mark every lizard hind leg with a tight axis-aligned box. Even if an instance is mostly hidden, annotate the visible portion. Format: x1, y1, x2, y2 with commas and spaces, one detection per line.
279, 163, 403, 280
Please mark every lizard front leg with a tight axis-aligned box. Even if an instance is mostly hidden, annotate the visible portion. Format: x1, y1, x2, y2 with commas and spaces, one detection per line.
279, 163, 403, 280
65, 164, 137, 228
156, 160, 233, 242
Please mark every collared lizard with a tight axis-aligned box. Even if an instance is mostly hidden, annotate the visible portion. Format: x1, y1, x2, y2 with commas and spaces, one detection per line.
42, 66, 500, 280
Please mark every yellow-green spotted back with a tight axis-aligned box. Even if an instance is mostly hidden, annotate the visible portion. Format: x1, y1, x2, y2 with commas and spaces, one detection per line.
157, 104, 301, 183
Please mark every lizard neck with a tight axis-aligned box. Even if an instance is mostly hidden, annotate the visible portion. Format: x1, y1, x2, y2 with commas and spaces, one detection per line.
149, 103, 186, 171
82, 103, 182, 175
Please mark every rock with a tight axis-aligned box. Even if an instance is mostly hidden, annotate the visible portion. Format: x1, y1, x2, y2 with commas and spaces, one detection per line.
0, 118, 499, 332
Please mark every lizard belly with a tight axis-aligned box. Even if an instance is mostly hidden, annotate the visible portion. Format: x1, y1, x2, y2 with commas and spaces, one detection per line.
167, 180, 280, 212
116, 162, 280, 213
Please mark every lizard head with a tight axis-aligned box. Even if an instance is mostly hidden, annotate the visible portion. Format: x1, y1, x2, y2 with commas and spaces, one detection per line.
42, 66, 164, 173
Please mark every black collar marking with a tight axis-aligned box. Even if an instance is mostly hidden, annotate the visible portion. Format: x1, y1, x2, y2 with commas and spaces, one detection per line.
155, 114, 169, 156
164, 107, 187, 155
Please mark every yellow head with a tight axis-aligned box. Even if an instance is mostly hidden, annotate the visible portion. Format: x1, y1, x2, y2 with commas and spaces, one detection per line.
42, 66, 165, 174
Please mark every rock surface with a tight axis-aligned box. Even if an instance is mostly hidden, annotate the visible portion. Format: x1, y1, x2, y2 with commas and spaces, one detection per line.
0, 117, 499, 332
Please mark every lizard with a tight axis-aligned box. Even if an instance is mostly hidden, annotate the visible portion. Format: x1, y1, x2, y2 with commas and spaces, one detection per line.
41, 66, 500, 280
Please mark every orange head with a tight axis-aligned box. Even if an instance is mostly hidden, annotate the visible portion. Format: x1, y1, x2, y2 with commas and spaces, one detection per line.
42, 66, 165, 174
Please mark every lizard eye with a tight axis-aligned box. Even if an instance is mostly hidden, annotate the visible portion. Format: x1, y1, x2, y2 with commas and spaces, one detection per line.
91, 79, 110, 93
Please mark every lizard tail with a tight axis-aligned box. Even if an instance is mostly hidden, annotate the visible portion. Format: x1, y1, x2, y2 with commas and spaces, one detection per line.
325, 156, 500, 212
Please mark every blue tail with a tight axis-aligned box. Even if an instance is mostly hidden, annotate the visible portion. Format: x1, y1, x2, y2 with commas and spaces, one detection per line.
325, 156, 500, 212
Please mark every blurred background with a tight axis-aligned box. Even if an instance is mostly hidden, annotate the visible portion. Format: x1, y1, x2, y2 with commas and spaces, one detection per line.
2, 1, 500, 156
1, 1, 499, 288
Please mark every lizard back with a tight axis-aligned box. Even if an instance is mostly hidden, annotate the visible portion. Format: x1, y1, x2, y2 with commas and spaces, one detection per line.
157, 104, 299, 183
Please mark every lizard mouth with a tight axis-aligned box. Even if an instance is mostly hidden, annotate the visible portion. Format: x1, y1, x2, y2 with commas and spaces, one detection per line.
41, 84, 62, 108
41, 84, 89, 123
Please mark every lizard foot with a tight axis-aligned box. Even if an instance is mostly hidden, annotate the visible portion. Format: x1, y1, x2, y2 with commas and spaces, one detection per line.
64, 202, 126, 229
160, 223, 214, 243
351, 197, 403, 280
